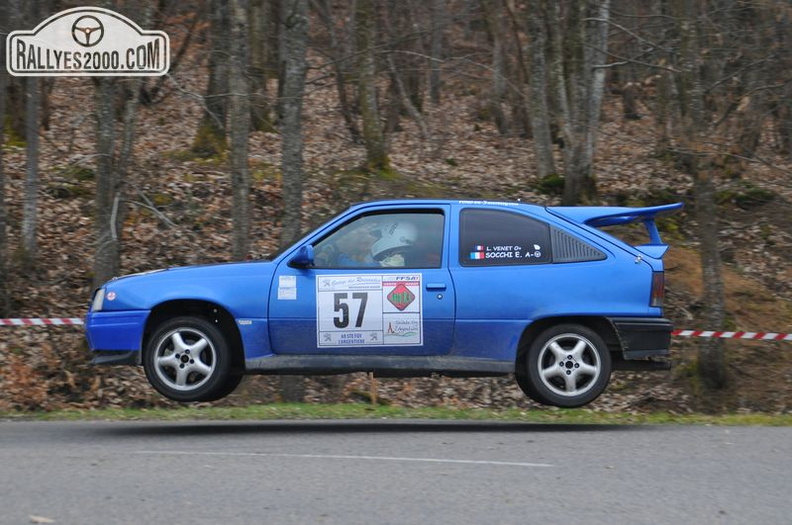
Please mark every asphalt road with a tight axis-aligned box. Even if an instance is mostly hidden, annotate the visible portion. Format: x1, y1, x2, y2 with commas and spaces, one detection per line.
0, 419, 789, 525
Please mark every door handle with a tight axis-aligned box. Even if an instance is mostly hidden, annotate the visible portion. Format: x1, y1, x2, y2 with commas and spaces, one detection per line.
426, 283, 447, 291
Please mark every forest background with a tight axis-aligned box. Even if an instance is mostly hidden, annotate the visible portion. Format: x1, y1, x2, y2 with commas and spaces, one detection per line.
0, 0, 791, 414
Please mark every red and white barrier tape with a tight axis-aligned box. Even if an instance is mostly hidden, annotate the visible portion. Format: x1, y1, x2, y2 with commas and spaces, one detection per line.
0, 319, 790, 342
672, 330, 792, 341
0, 318, 84, 326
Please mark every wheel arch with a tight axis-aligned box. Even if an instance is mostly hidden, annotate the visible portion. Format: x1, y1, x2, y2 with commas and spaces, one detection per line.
515, 316, 621, 375
143, 299, 245, 371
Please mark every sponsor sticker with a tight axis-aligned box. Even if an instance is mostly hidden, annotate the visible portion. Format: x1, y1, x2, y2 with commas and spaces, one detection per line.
316, 274, 423, 347
277, 275, 297, 300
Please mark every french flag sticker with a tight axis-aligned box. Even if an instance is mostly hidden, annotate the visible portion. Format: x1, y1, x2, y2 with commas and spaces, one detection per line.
470, 251, 485, 260
475, 245, 485, 251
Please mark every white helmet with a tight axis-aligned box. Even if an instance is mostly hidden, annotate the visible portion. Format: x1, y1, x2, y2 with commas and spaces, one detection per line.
371, 221, 417, 261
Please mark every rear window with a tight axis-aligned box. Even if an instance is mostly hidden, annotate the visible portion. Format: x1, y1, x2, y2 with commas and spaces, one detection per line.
460, 209, 552, 266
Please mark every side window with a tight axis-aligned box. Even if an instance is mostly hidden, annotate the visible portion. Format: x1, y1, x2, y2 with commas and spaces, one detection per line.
460, 209, 552, 266
314, 211, 444, 269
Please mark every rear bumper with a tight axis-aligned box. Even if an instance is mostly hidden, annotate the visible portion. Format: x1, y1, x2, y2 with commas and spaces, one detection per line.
608, 317, 673, 367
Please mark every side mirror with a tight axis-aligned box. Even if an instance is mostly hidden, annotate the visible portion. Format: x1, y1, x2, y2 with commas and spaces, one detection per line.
289, 245, 314, 268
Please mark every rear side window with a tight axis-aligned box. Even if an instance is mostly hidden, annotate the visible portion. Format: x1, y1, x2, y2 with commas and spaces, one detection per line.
460, 209, 552, 266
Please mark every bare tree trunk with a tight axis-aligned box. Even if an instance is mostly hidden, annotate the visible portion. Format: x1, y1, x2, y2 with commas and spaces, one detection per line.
0, 5, 9, 315
315, 0, 361, 142
771, 4, 791, 158
585, 0, 609, 157
229, 0, 252, 260
673, 0, 727, 389
734, 70, 763, 161
547, 0, 608, 205
548, 1, 573, 169
93, 78, 120, 288
654, 70, 673, 153
6, 80, 26, 144
428, 0, 444, 104
483, 0, 508, 135
22, 76, 39, 263
91, 1, 148, 288
115, 80, 142, 259
249, 0, 275, 132
692, 169, 728, 389
279, 0, 309, 248
278, 0, 309, 402
380, 4, 432, 149
526, 5, 556, 178
382, 1, 425, 136
385, 53, 431, 146
565, 0, 608, 205
4, 0, 25, 143
22, 0, 42, 262
504, 4, 532, 139
356, 0, 390, 172
192, 0, 229, 157
779, 96, 792, 157
86, 76, 133, 283
119, 84, 140, 172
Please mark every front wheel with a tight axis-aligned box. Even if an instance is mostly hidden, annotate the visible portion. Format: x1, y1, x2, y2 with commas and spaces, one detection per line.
144, 317, 238, 402
518, 324, 612, 408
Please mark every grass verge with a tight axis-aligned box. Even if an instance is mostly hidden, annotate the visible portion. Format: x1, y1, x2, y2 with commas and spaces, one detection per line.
2, 403, 791, 426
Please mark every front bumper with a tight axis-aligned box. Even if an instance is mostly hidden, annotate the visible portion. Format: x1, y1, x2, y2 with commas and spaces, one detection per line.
92, 350, 141, 366
85, 310, 149, 365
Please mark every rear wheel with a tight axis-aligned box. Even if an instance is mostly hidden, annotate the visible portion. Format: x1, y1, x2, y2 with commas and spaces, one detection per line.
518, 324, 612, 408
144, 316, 239, 402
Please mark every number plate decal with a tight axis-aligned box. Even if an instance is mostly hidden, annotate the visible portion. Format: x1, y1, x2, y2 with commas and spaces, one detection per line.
316, 274, 423, 347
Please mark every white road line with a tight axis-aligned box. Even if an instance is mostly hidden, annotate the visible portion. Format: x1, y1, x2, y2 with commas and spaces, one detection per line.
136, 450, 553, 468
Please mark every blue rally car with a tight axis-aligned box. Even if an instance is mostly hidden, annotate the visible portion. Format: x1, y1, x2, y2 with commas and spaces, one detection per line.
85, 199, 682, 408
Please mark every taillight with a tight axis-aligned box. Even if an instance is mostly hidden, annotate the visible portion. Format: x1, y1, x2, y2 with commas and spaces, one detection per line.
650, 272, 665, 308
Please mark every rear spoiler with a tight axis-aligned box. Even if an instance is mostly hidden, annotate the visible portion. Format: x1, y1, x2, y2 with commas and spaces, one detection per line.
547, 203, 683, 259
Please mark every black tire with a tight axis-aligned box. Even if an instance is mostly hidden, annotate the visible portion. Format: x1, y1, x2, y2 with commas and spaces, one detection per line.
143, 316, 239, 402
518, 324, 612, 408
196, 373, 243, 402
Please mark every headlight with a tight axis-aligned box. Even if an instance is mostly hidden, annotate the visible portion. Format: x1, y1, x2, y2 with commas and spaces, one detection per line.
91, 288, 106, 312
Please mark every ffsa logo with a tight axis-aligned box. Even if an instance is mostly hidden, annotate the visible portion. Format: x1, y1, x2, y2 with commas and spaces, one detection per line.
6, 6, 169, 77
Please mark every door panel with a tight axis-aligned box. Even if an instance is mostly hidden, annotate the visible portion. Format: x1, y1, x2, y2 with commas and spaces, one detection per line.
268, 207, 454, 356
269, 267, 455, 356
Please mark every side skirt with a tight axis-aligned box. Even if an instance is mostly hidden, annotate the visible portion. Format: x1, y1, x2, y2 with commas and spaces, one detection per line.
244, 355, 514, 378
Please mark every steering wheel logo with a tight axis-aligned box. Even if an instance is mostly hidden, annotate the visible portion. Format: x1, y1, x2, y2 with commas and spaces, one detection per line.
71, 15, 104, 47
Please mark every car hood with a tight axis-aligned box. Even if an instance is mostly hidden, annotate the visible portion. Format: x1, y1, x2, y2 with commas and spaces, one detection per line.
110, 260, 272, 282
101, 260, 277, 314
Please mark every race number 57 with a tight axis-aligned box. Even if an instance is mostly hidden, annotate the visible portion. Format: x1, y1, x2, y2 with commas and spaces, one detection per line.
333, 292, 368, 328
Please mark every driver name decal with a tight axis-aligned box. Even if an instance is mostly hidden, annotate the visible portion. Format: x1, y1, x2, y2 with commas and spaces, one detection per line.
317, 274, 423, 347
469, 244, 543, 261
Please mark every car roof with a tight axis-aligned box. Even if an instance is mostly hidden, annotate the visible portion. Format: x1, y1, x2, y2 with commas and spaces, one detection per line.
348, 199, 544, 212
